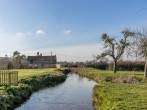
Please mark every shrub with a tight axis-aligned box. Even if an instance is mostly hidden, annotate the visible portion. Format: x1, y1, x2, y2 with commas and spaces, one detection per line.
109, 61, 145, 71
95, 63, 108, 70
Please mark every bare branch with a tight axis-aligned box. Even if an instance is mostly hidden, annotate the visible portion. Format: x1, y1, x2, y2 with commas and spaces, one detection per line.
97, 28, 134, 73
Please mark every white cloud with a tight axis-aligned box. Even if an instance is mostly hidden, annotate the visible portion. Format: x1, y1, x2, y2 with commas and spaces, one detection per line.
36, 29, 45, 35
16, 29, 45, 37
63, 29, 71, 35
16, 32, 24, 36
16, 31, 32, 37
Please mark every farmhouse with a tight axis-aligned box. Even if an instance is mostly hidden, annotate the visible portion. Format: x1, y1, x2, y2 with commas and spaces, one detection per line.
27, 52, 57, 68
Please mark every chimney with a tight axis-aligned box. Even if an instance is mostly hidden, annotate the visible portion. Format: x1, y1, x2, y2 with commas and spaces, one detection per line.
37, 52, 39, 56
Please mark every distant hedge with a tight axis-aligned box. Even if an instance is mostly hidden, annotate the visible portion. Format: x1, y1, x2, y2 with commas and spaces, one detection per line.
94, 63, 108, 70
109, 61, 145, 71
84, 61, 145, 71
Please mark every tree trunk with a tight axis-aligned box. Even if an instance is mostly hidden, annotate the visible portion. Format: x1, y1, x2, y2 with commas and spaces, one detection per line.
113, 60, 117, 73
144, 57, 147, 78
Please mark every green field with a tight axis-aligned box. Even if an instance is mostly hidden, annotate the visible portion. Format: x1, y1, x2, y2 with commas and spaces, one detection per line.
74, 68, 144, 82
72, 68, 147, 110
93, 82, 147, 110
0, 68, 60, 92
7, 68, 57, 80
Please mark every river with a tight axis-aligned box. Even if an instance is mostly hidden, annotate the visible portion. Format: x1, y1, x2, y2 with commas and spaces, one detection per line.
15, 73, 97, 110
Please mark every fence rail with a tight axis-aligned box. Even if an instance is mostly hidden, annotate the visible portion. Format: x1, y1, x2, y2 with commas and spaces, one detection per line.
0, 71, 18, 86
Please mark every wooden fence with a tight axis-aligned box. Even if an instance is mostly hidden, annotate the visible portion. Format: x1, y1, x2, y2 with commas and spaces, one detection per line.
0, 71, 18, 86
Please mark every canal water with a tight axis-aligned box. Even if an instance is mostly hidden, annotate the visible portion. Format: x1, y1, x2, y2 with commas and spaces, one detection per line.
16, 73, 97, 110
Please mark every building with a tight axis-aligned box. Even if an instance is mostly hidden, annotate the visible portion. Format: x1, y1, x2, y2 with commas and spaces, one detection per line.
27, 52, 57, 68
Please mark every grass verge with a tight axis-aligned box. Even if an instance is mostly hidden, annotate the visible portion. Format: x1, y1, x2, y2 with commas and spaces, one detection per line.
93, 82, 147, 110
72, 68, 143, 82
71, 68, 147, 110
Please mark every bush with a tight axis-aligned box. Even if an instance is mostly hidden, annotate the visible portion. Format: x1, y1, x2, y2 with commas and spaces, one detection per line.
95, 63, 108, 70
0, 84, 32, 110
84, 62, 108, 70
109, 61, 145, 71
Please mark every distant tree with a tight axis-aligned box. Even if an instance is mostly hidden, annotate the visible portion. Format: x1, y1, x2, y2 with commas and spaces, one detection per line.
97, 29, 135, 73
132, 28, 147, 77
13, 51, 26, 65
13, 51, 20, 64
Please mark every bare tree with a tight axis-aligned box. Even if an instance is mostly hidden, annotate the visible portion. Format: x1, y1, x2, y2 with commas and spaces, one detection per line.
132, 28, 147, 77
97, 29, 134, 73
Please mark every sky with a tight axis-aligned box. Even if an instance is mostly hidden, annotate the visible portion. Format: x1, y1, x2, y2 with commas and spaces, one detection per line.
0, 0, 147, 61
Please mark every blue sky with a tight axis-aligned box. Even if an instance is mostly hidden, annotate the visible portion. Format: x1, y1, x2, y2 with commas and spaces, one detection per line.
0, 0, 147, 61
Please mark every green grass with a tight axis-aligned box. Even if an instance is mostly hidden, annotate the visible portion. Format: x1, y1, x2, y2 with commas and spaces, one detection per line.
83, 67, 143, 76
93, 82, 147, 110
74, 68, 144, 82
72, 68, 147, 110
7, 68, 57, 80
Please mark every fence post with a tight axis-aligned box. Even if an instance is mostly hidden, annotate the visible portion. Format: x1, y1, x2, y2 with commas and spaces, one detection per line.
8, 72, 11, 86
15, 71, 18, 86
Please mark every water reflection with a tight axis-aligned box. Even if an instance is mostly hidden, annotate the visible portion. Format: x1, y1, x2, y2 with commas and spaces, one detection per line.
16, 73, 96, 110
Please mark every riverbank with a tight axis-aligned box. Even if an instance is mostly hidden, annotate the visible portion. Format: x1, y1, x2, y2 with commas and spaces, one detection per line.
0, 69, 68, 110
16, 73, 96, 110
71, 68, 147, 110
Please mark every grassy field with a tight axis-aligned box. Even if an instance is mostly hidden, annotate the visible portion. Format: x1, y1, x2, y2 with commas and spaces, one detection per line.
7, 68, 57, 80
93, 82, 147, 110
74, 68, 144, 82
72, 68, 147, 110
0, 68, 57, 92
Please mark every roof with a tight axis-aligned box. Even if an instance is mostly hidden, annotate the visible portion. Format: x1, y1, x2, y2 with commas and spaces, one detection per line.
28, 55, 56, 61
